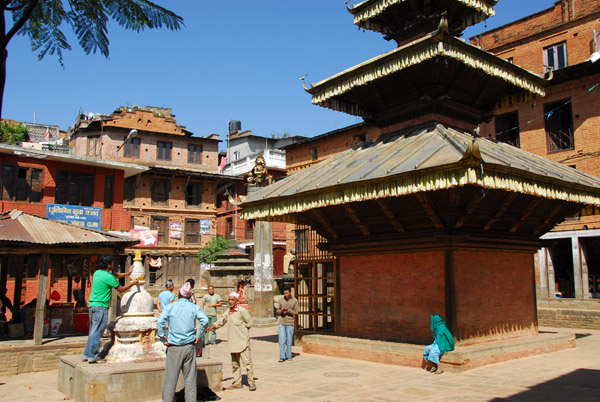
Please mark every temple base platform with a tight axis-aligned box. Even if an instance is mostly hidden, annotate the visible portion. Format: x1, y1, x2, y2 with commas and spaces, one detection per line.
58, 354, 222, 402
301, 330, 575, 373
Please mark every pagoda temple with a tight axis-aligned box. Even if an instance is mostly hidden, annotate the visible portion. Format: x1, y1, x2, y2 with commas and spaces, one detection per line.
241, 0, 600, 370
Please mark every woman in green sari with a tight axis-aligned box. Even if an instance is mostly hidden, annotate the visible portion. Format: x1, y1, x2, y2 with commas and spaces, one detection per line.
423, 315, 455, 374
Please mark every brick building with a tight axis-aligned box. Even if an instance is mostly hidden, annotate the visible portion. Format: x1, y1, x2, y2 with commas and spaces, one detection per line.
69, 106, 235, 289
0, 143, 147, 319
470, 0, 600, 300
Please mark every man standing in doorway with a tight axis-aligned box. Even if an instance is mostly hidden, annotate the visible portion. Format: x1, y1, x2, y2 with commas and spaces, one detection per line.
206, 292, 256, 391
276, 286, 298, 362
158, 282, 208, 402
157, 279, 175, 314
201, 285, 222, 345
83, 255, 138, 364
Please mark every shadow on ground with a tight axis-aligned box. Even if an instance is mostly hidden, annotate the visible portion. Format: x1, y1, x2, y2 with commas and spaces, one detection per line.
174, 387, 221, 401
489, 369, 600, 402
251, 334, 279, 343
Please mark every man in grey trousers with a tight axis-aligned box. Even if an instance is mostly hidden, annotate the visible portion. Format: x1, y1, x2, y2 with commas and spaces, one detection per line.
158, 282, 209, 402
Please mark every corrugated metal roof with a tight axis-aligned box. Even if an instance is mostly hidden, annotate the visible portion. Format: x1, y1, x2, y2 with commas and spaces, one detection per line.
243, 122, 600, 205
0, 210, 137, 246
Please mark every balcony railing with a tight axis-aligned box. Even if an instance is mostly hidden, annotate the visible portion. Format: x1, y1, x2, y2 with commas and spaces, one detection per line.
546, 128, 574, 153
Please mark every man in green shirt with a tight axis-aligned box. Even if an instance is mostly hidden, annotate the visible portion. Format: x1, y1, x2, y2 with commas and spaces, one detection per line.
83, 255, 139, 364
201, 285, 222, 345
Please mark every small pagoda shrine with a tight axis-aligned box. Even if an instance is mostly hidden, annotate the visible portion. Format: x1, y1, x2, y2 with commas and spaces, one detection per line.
240, 0, 600, 370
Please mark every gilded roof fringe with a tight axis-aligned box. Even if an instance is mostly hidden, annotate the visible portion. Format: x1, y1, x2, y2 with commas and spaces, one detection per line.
351, 0, 496, 25
310, 39, 545, 113
241, 166, 600, 221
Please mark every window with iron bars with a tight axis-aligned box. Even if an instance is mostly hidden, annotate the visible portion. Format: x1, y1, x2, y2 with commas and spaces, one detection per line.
544, 100, 574, 153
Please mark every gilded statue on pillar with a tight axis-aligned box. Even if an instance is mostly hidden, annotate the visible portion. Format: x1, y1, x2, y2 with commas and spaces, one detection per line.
246, 155, 273, 187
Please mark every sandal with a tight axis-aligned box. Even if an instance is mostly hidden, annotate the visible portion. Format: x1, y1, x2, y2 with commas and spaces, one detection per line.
429, 366, 438, 373
434, 369, 444, 375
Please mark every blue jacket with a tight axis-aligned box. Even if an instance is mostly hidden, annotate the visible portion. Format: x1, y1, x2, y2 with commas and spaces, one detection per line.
158, 298, 208, 345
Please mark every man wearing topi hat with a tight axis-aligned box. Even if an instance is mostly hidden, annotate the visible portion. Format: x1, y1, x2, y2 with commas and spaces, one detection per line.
206, 291, 256, 391
158, 282, 209, 402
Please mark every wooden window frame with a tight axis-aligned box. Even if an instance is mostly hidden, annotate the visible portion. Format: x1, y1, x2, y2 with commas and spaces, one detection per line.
87, 135, 101, 157
151, 179, 170, 206
188, 144, 203, 164
55, 170, 94, 206
124, 137, 141, 158
495, 112, 520, 148
545, 99, 574, 153
157, 141, 172, 161
151, 216, 169, 245
123, 176, 136, 205
1, 164, 44, 203
185, 219, 200, 244
104, 175, 114, 209
186, 181, 203, 207
544, 42, 567, 72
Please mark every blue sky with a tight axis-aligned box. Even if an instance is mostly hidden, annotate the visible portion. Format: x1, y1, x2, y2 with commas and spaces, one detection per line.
4, 1, 551, 146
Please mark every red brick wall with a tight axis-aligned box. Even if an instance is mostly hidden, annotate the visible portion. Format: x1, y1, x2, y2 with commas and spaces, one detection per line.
453, 250, 537, 344
0, 155, 130, 231
470, 0, 600, 73
339, 251, 446, 344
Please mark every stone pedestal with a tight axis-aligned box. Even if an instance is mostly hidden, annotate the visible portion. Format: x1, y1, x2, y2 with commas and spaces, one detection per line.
58, 355, 222, 402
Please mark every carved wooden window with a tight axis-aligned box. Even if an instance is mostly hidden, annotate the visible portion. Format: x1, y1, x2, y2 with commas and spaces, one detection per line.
151, 216, 168, 245
185, 219, 200, 244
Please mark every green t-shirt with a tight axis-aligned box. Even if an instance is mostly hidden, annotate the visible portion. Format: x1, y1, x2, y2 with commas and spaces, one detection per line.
202, 293, 222, 316
89, 269, 120, 308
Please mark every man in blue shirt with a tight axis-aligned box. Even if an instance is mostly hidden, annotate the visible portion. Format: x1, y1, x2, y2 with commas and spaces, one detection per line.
157, 279, 175, 313
158, 282, 209, 402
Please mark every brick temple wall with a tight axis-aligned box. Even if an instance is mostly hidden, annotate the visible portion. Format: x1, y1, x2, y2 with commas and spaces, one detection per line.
336, 248, 538, 345
452, 250, 538, 344
338, 251, 446, 344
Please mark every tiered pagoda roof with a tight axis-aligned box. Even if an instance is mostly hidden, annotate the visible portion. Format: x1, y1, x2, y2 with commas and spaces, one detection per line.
350, 0, 497, 42
305, 27, 545, 127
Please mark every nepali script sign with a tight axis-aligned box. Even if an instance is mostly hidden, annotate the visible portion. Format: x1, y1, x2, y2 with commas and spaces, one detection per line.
46, 204, 102, 230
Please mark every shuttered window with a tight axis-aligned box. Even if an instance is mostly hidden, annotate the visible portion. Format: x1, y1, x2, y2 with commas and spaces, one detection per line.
1, 164, 44, 202
55, 170, 94, 206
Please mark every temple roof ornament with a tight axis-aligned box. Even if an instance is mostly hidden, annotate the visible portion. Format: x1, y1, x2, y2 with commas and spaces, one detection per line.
349, 0, 497, 41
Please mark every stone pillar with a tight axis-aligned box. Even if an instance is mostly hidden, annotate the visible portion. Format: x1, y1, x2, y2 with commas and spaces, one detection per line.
539, 248, 548, 298
581, 240, 590, 299
253, 220, 276, 327
572, 236, 584, 299
547, 249, 556, 297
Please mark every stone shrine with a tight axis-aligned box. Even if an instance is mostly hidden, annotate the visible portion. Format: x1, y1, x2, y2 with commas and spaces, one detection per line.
106, 250, 165, 362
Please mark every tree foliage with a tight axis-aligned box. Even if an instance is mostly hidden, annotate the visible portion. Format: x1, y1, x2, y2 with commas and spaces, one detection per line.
0, 1, 184, 118
196, 236, 233, 264
0, 121, 28, 144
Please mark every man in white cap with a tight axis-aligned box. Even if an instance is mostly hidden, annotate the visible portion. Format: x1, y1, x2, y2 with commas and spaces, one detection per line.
206, 291, 256, 391
158, 282, 209, 402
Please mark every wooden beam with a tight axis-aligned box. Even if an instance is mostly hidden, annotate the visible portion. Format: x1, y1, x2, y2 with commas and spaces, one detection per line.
415, 193, 444, 229
0, 247, 130, 255
343, 204, 370, 236
311, 209, 339, 239
11, 255, 24, 323
534, 202, 564, 235
376, 199, 406, 232
510, 198, 543, 232
34, 254, 49, 345
483, 193, 518, 231
455, 193, 485, 228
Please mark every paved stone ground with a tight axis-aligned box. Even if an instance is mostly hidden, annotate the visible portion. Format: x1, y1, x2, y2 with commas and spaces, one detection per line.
1, 326, 599, 401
